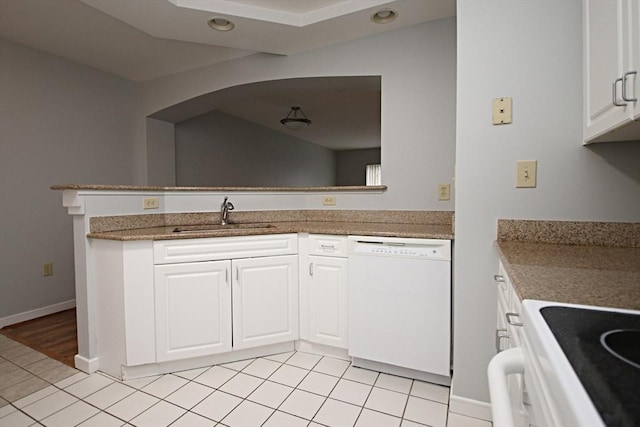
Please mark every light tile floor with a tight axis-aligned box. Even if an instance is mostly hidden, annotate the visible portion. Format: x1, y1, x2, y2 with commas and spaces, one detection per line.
1, 335, 491, 426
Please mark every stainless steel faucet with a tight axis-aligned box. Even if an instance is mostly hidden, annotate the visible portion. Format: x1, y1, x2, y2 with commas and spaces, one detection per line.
220, 196, 234, 225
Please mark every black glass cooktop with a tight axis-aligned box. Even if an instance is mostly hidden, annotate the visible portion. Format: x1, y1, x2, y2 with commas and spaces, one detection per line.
541, 306, 640, 427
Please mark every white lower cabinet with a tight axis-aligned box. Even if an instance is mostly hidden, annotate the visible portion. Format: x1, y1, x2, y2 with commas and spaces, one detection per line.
308, 255, 348, 348
299, 234, 349, 350
494, 261, 529, 427
232, 255, 299, 350
154, 260, 232, 362
152, 234, 299, 362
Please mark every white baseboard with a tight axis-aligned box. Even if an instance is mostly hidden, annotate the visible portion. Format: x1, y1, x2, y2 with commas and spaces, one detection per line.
295, 340, 350, 360
0, 299, 76, 329
74, 354, 99, 374
449, 394, 493, 422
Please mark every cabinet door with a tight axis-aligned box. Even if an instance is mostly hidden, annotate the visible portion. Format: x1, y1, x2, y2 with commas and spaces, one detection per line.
154, 260, 232, 362
308, 256, 348, 349
495, 263, 528, 427
584, 0, 637, 141
232, 255, 299, 350
631, 0, 640, 118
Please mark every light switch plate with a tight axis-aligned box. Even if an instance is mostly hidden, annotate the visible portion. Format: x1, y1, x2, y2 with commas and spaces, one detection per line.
493, 97, 512, 125
516, 160, 537, 188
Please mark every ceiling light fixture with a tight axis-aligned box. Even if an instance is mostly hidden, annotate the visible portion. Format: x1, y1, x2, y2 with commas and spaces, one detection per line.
208, 17, 235, 31
280, 106, 312, 130
371, 9, 398, 24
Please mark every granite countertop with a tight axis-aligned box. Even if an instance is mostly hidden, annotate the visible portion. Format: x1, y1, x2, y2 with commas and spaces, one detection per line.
496, 240, 640, 311
86, 210, 455, 241
88, 221, 454, 241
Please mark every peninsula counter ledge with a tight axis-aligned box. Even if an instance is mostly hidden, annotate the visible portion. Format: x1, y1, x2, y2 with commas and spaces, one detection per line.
51, 184, 388, 192
496, 219, 640, 311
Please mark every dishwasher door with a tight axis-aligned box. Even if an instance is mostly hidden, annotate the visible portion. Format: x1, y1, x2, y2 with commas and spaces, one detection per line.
348, 237, 452, 378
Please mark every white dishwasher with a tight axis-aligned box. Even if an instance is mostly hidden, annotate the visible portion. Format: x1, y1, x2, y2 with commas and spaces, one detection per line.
348, 235, 452, 385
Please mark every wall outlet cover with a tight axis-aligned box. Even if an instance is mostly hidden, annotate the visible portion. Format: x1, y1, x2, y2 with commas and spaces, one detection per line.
43, 262, 53, 277
438, 184, 451, 201
322, 196, 336, 206
492, 97, 512, 125
143, 197, 160, 209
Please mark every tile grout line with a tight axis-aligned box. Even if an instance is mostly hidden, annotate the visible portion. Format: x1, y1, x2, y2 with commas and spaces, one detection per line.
2, 343, 452, 427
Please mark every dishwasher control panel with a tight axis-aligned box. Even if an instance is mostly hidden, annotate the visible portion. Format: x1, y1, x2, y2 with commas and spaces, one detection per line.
348, 236, 451, 260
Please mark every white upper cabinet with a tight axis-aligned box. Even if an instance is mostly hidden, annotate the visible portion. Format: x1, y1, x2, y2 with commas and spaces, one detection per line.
584, 0, 640, 143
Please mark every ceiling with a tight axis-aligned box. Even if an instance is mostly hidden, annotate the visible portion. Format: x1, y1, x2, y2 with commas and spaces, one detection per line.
0, 0, 454, 151
0, 0, 456, 82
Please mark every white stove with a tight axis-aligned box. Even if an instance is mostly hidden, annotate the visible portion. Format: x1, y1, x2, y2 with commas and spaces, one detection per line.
489, 300, 640, 427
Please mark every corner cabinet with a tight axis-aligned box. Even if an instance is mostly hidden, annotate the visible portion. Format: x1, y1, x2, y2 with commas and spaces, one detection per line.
232, 255, 299, 350
306, 235, 349, 349
584, 0, 640, 143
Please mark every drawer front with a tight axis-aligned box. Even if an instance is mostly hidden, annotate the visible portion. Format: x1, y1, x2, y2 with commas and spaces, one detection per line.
308, 234, 348, 257
154, 234, 298, 264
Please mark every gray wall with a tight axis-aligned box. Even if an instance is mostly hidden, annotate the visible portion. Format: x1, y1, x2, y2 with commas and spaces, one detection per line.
140, 18, 458, 210
0, 39, 137, 320
146, 118, 176, 187
175, 110, 336, 187
453, 0, 640, 407
336, 148, 381, 186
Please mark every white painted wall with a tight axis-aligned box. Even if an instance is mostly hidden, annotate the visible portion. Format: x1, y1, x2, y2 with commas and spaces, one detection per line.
453, 0, 640, 411
175, 110, 336, 187
140, 18, 458, 210
0, 39, 137, 321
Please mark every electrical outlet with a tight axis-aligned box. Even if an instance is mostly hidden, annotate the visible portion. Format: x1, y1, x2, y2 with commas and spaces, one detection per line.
492, 97, 512, 125
43, 262, 53, 277
438, 184, 451, 201
322, 196, 336, 206
516, 160, 537, 188
143, 197, 159, 209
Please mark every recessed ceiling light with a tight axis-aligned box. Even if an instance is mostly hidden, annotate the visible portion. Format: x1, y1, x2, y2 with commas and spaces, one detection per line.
371, 9, 398, 24
208, 17, 235, 31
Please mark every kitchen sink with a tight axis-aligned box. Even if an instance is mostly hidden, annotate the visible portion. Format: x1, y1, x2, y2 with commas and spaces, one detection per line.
601, 329, 640, 369
172, 223, 274, 233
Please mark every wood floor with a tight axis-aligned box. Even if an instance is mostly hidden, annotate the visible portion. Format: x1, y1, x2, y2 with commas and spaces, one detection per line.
0, 309, 78, 367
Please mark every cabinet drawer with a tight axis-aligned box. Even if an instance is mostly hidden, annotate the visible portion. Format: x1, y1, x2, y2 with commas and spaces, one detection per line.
154, 234, 298, 264
308, 234, 348, 257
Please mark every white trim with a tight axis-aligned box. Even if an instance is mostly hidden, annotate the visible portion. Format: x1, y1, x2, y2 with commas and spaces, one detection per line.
449, 394, 493, 422
295, 340, 350, 360
120, 341, 294, 380
0, 299, 76, 329
352, 357, 451, 386
74, 354, 99, 373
